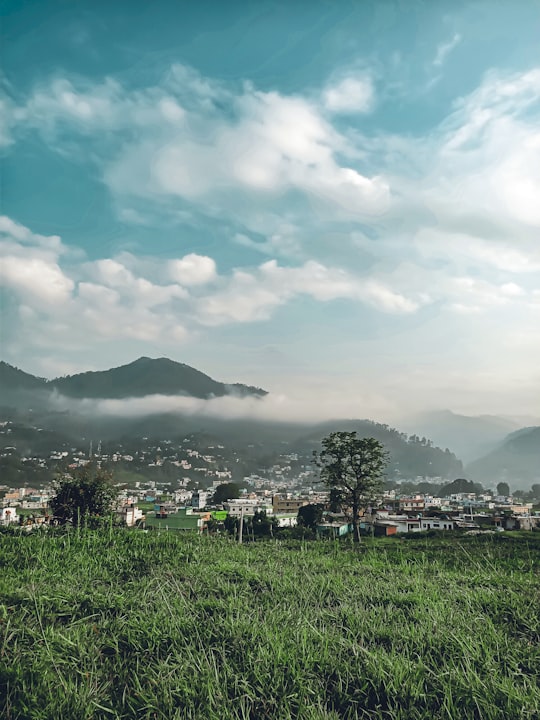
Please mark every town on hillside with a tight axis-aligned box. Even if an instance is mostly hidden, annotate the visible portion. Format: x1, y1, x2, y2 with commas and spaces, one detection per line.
2, 420, 539, 535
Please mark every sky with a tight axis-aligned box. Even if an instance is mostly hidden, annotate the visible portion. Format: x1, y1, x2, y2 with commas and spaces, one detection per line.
1, 0, 540, 423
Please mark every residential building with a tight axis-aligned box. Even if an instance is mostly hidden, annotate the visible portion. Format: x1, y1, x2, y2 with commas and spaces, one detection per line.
272, 495, 309, 514
0, 507, 18, 525
224, 499, 272, 517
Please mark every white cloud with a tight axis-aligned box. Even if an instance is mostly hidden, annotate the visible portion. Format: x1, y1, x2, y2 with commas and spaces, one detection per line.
1, 256, 74, 304
49, 387, 396, 425
196, 259, 420, 325
0, 217, 421, 373
322, 75, 375, 114
433, 33, 462, 67
168, 254, 217, 286
3, 64, 540, 417
6, 67, 389, 229
414, 229, 540, 274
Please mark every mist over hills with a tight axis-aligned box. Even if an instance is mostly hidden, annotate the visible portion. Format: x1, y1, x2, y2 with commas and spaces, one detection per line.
404, 410, 521, 463
0, 358, 466, 480
466, 426, 540, 485
1, 357, 538, 487
0, 357, 267, 402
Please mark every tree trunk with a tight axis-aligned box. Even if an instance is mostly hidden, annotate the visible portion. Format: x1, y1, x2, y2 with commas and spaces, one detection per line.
352, 503, 361, 543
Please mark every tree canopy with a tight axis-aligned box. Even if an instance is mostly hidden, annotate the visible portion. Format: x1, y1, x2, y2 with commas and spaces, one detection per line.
496, 482, 510, 497
212, 482, 241, 504
50, 468, 117, 526
316, 432, 388, 542
297, 503, 324, 531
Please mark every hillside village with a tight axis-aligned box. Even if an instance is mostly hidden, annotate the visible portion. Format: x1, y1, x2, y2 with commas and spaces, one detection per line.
2, 417, 539, 536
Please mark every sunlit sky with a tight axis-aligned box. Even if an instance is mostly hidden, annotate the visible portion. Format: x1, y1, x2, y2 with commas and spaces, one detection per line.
1, 0, 540, 422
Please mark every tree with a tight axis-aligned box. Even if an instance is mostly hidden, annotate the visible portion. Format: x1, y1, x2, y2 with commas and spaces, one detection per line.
50, 468, 117, 526
212, 482, 241, 504
315, 432, 388, 542
496, 481, 510, 497
223, 513, 239, 537
297, 503, 323, 532
252, 510, 277, 538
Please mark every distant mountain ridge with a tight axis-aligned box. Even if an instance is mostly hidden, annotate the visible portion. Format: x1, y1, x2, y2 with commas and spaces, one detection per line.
0, 363, 48, 391
405, 409, 520, 462
466, 426, 540, 486
0, 357, 267, 400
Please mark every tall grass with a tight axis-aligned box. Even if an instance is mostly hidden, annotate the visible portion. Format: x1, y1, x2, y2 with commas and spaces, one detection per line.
1, 530, 539, 719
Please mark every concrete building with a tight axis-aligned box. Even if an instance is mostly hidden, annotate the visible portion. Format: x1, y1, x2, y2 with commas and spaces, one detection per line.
191, 491, 208, 509
224, 499, 272, 517
272, 495, 309, 514
118, 504, 144, 527
0, 507, 18, 526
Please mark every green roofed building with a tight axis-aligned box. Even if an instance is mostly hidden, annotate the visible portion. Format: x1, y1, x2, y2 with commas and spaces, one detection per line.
145, 507, 206, 532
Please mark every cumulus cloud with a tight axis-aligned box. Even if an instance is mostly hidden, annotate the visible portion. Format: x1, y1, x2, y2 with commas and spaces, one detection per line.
195, 259, 420, 325
322, 75, 375, 114
1, 256, 74, 304
0, 216, 423, 370
168, 254, 217, 286
5, 65, 390, 231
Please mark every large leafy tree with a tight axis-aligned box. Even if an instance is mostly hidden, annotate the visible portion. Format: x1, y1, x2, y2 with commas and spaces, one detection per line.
316, 432, 388, 542
50, 468, 117, 526
297, 503, 324, 531
496, 481, 510, 497
212, 482, 241, 504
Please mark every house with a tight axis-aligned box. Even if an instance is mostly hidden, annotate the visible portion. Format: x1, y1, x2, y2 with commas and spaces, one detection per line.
191, 490, 208, 509
145, 507, 208, 532
399, 496, 425, 513
501, 514, 539, 531
274, 514, 298, 528
0, 507, 18, 525
373, 512, 455, 534
373, 522, 398, 537
118, 504, 144, 527
272, 495, 309, 514
419, 518, 455, 531
316, 521, 352, 538
224, 499, 272, 517
2, 491, 20, 506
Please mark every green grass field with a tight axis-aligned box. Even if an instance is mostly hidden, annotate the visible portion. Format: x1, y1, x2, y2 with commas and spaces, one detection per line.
1, 530, 539, 719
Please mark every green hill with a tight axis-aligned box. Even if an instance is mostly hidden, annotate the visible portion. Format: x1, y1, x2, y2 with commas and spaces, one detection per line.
292, 419, 463, 480
0, 361, 47, 395
0, 357, 267, 400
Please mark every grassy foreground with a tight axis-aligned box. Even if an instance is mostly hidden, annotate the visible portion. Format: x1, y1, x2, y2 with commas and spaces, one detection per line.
1, 531, 539, 719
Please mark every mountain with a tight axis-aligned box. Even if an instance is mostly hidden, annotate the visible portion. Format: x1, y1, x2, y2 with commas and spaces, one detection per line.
405, 410, 520, 462
0, 362, 47, 392
0, 357, 267, 401
289, 419, 463, 480
465, 426, 540, 488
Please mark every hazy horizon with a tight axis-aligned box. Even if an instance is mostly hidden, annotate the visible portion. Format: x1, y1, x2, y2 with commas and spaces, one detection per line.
2, 0, 539, 421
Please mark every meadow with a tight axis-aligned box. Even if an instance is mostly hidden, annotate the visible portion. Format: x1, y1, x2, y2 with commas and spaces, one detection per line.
1, 530, 539, 719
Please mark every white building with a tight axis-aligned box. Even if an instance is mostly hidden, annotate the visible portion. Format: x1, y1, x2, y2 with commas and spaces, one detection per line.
191, 490, 208, 509
0, 507, 18, 526
375, 513, 455, 533
118, 504, 144, 527
224, 499, 273, 517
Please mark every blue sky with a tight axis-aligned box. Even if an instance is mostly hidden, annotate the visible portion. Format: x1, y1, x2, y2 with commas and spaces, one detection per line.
1, 0, 540, 421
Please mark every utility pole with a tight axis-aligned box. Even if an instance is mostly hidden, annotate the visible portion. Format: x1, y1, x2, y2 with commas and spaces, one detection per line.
238, 506, 244, 544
